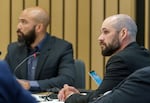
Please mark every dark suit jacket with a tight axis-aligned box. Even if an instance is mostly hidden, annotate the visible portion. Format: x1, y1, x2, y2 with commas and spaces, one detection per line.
65, 42, 150, 103
5, 33, 75, 91
90, 66, 150, 103
0, 60, 36, 103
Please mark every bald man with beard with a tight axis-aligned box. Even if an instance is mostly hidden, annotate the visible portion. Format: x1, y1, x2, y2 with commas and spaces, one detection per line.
57, 14, 150, 103
5, 7, 75, 92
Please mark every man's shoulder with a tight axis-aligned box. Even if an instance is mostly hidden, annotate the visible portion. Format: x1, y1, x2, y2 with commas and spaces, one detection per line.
107, 45, 141, 64
50, 35, 72, 46
113, 43, 145, 58
8, 42, 21, 48
8, 42, 27, 51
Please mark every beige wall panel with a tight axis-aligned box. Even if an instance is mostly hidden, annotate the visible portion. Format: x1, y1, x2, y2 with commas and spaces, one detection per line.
64, 0, 77, 59
78, 0, 90, 89
38, 0, 50, 33
0, 0, 10, 59
91, 0, 104, 89
144, 0, 150, 49
11, 0, 23, 42
24, 0, 36, 8
38, 0, 50, 10
105, 0, 118, 17
119, 0, 136, 20
51, 0, 63, 38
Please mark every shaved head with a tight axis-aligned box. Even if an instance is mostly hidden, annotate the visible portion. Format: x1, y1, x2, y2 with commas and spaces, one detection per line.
17, 7, 50, 47
103, 14, 137, 38
22, 7, 49, 27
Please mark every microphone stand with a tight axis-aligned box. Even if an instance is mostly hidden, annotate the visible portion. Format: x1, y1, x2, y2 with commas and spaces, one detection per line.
13, 52, 40, 74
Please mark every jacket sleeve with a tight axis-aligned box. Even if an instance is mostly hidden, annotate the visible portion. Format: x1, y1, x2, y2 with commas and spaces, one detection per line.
65, 90, 102, 103
90, 66, 150, 103
65, 94, 89, 103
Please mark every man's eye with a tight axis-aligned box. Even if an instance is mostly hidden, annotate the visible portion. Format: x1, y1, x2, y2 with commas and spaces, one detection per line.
21, 20, 27, 24
103, 31, 109, 34
22, 21, 25, 23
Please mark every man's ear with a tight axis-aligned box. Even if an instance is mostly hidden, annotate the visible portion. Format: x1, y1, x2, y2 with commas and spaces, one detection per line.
35, 24, 43, 32
120, 28, 128, 40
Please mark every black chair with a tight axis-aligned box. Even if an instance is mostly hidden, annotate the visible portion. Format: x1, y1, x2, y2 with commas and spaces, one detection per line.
74, 59, 86, 89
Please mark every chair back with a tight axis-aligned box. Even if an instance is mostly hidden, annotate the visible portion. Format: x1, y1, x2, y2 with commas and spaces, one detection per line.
74, 59, 85, 89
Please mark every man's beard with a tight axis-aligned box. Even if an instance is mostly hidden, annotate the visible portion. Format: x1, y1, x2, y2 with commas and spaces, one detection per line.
101, 39, 120, 56
17, 27, 36, 47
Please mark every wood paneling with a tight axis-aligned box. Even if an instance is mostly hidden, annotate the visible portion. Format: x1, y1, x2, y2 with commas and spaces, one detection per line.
105, 0, 118, 16
145, 0, 150, 49
11, 0, 23, 42
51, 0, 63, 38
0, 0, 10, 58
77, 0, 90, 89
24, 0, 36, 8
64, 0, 77, 58
119, 0, 136, 19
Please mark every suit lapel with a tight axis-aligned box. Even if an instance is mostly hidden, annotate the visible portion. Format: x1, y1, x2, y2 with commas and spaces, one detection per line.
35, 34, 53, 79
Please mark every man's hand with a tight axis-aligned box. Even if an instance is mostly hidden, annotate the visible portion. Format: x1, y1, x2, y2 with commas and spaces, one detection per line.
58, 84, 80, 101
17, 79, 30, 90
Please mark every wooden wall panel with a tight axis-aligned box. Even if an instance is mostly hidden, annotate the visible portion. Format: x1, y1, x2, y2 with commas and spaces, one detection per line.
145, 0, 150, 49
0, 0, 10, 59
119, 0, 136, 19
11, 0, 23, 42
24, 0, 36, 8
91, 0, 104, 89
51, 0, 63, 38
77, 0, 90, 89
64, 0, 77, 58
105, 0, 118, 16
38, 0, 50, 10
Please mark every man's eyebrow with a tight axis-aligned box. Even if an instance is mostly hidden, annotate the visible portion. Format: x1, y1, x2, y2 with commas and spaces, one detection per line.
101, 28, 107, 31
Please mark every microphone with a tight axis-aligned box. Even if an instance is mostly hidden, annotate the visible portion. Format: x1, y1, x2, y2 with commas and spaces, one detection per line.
13, 52, 40, 74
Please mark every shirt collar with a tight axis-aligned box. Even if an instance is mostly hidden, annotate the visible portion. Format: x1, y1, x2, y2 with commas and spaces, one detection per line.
37, 33, 48, 51
28, 33, 48, 54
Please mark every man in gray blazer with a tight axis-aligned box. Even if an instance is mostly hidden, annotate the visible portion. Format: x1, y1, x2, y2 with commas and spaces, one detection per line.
5, 6, 75, 92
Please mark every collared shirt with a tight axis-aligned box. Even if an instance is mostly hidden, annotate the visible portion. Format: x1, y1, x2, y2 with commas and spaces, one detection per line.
27, 33, 48, 91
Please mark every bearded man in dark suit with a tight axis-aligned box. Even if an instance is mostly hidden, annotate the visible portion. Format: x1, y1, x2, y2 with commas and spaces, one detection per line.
58, 14, 150, 103
5, 7, 75, 92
